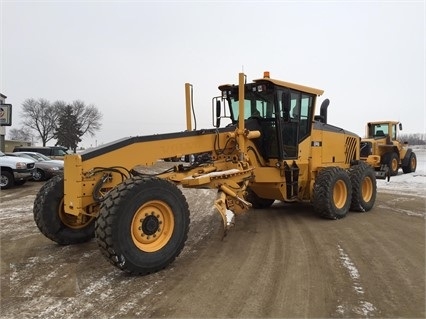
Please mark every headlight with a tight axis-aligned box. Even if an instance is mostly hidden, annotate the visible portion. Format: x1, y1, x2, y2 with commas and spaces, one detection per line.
16, 162, 27, 169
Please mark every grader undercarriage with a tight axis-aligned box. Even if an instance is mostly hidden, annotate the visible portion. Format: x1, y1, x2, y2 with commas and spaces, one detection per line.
33, 72, 377, 275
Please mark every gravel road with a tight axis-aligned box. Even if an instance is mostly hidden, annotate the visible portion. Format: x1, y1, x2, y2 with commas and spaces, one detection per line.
1, 175, 425, 318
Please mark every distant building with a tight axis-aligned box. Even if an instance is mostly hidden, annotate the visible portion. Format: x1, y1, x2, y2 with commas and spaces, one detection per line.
4, 140, 32, 153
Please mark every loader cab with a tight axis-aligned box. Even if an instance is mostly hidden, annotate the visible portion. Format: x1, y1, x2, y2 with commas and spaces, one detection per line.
366, 121, 401, 141
219, 78, 319, 161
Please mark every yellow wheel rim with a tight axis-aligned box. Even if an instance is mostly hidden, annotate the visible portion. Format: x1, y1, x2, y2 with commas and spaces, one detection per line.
361, 176, 373, 202
58, 198, 94, 229
411, 156, 417, 170
333, 180, 347, 209
391, 158, 398, 172
131, 200, 174, 253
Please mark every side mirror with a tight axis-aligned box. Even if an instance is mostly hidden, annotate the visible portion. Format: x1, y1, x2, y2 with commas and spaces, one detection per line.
216, 100, 221, 128
399, 123, 403, 130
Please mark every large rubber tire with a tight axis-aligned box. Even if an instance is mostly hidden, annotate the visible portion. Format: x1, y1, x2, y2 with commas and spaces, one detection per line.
313, 167, 352, 219
95, 176, 190, 275
402, 152, 417, 174
349, 162, 377, 212
244, 187, 275, 209
0, 171, 14, 189
33, 175, 96, 245
382, 152, 399, 176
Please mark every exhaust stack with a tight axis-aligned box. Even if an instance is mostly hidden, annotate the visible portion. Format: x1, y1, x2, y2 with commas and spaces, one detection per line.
319, 99, 330, 124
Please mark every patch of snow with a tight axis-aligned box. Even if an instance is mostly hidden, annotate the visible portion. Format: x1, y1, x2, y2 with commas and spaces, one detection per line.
337, 245, 362, 287
225, 209, 235, 226
377, 147, 426, 198
182, 168, 241, 180
337, 244, 378, 317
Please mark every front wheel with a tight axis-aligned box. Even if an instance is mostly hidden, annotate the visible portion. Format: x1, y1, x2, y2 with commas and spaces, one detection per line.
33, 175, 96, 245
313, 167, 352, 219
0, 171, 14, 189
349, 162, 377, 212
383, 152, 399, 176
95, 177, 190, 275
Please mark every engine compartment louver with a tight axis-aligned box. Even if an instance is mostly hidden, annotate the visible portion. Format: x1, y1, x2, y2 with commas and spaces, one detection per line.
345, 136, 358, 164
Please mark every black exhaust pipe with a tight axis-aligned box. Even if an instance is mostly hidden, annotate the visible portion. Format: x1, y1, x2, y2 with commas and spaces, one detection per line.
319, 99, 330, 124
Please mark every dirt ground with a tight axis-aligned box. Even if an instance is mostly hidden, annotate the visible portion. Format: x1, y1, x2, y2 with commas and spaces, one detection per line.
0, 176, 425, 318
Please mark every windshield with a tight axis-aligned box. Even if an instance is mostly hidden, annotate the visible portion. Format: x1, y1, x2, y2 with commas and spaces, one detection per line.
33, 153, 52, 161
57, 149, 72, 156
19, 153, 47, 161
370, 124, 389, 137
228, 90, 275, 121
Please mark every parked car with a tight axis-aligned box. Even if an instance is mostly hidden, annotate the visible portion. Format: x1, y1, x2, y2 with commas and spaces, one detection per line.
0, 151, 35, 189
12, 146, 72, 159
7, 152, 64, 181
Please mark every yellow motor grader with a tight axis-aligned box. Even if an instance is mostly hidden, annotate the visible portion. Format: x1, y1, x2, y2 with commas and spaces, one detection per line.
33, 72, 377, 275
360, 121, 417, 177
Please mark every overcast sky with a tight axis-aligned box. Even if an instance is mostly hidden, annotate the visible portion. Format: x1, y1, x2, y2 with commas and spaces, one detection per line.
1, 0, 425, 148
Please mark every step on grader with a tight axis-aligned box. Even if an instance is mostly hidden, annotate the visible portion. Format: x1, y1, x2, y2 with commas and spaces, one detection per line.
33, 72, 377, 275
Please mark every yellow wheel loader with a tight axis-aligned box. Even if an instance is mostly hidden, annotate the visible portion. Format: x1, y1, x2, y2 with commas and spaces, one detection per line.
360, 121, 417, 177
33, 72, 377, 275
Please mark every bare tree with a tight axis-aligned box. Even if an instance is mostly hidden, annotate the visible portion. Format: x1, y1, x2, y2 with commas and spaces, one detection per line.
399, 133, 426, 145
71, 100, 102, 137
20, 98, 102, 148
21, 98, 60, 146
7, 126, 37, 142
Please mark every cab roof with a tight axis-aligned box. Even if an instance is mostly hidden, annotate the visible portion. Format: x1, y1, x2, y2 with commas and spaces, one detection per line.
253, 76, 324, 96
367, 121, 400, 125
218, 74, 324, 96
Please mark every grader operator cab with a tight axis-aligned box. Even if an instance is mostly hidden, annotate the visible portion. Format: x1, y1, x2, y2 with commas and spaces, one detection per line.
33, 72, 377, 275
360, 121, 417, 177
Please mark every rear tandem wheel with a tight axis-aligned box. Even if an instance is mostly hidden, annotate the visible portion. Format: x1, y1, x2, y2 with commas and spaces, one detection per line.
95, 176, 190, 275
349, 162, 377, 212
402, 152, 417, 174
312, 167, 352, 219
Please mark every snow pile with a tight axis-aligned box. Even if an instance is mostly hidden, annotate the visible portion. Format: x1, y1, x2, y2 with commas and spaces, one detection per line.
377, 146, 426, 197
